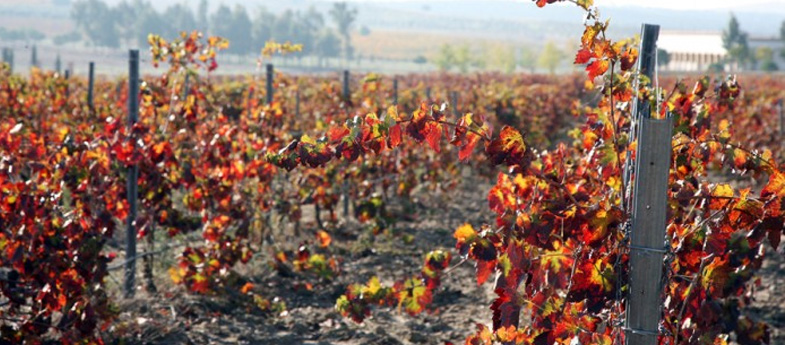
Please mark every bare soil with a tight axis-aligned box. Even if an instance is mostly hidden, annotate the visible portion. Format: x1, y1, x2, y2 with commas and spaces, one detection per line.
105, 174, 785, 345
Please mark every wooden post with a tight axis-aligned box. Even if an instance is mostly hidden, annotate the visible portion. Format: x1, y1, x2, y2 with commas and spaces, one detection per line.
425, 86, 431, 102
125, 49, 140, 299
342, 70, 350, 102
393, 78, 398, 105
87, 62, 95, 109
625, 24, 669, 345
266, 63, 274, 105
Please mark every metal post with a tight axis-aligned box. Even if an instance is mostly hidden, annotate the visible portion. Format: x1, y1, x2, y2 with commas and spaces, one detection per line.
64, 68, 70, 97
87, 62, 95, 109
181, 73, 189, 100
342, 70, 350, 102
625, 24, 668, 345
246, 88, 254, 120
266, 63, 274, 105
125, 49, 140, 299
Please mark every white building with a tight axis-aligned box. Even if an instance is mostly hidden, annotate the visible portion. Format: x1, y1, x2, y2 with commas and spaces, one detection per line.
658, 31, 727, 72
658, 31, 784, 72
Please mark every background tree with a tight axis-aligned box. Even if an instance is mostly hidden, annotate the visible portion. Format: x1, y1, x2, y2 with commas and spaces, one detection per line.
656, 48, 671, 67
454, 44, 472, 73
519, 47, 536, 73
780, 20, 785, 59
71, 0, 119, 48
433, 43, 455, 72
298, 7, 326, 58
229, 5, 253, 55
755, 46, 778, 71
112, 0, 138, 46
315, 30, 341, 67
210, 5, 234, 49
538, 41, 564, 75
135, 3, 168, 48
162, 4, 198, 39
198, 0, 209, 35
252, 8, 276, 51
328, 2, 358, 61
722, 13, 751, 70
489, 45, 517, 74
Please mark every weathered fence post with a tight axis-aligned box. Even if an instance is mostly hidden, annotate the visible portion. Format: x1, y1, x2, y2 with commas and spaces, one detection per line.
125, 49, 140, 299
342, 70, 350, 102
87, 62, 95, 109
266, 63, 274, 105
393, 77, 399, 105
625, 23, 670, 345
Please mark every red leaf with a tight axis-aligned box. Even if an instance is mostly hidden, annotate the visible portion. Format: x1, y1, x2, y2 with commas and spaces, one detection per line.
424, 122, 442, 153
485, 126, 527, 167
388, 124, 402, 148
586, 59, 609, 79
574, 48, 594, 64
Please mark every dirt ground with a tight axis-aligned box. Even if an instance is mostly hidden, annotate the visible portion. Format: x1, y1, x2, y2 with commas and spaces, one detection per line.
106, 174, 785, 345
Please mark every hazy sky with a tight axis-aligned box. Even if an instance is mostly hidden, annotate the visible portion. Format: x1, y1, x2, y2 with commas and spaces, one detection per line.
597, 0, 785, 10
336, 0, 785, 11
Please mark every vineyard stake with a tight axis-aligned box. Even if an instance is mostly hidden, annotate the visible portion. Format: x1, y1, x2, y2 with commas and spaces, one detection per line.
64, 68, 70, 97
87, 62, 95, 109
125, 49, 140, 299
247, 88, 255, 121
343, 70, 350, 102
625, 24, 670, 345
182, 73, 189, 100
266, 63, 274, 105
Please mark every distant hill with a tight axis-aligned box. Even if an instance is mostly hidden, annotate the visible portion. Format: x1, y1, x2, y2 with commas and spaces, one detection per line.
93, 0, 784, 39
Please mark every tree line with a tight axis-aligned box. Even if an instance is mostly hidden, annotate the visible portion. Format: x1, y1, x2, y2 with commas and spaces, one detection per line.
70, 0, 357, 62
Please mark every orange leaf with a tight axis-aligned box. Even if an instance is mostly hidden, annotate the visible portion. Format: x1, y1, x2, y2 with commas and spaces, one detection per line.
240, 282, 254, 294
316, 230, 332, 248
